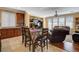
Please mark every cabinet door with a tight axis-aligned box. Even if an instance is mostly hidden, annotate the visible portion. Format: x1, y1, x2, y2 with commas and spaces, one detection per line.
1, 29, 7, 39
16, 13, 24, 26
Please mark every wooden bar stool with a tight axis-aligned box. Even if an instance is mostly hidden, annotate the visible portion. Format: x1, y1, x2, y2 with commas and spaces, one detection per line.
21, 26, 26, 43
35, 28, 49, 52
24, 27, 33, 51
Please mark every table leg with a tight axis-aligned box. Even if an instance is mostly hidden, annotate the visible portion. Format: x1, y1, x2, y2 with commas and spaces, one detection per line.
22, 35, 25, 43
32, 43, 35, 52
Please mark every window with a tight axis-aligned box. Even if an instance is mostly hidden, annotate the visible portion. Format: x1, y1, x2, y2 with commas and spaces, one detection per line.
66, 16, 73, 28
1, 11, 16, 27
59, 17, 65, 26
53, 17, 58, 28
47, 15, 73, 30
48, 19, 53, 30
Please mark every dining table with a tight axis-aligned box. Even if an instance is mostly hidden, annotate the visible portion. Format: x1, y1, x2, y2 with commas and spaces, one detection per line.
30, 29, 42, 52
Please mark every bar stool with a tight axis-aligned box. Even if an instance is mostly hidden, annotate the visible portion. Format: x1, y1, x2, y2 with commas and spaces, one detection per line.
35, 28, 49, 52
24, 27, 33, 51
21, 26, 26, 43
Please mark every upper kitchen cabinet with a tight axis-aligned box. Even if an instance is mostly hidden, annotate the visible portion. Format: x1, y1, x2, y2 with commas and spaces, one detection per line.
16, 13, 25, 27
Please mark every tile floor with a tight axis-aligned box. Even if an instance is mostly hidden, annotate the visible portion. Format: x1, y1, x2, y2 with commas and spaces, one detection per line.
1, 36, 66, 52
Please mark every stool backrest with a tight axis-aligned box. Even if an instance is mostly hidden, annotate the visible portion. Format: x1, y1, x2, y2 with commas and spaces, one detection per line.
24, 27, 32, 40
42, 28, 48, 37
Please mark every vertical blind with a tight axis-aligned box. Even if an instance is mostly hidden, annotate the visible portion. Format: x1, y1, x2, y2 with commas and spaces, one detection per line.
47, 15, 73, 29
48, 19, 53, 30
53, 17, 58, 27
1, 11, 16, 27
66, 16, 73, 28
59, 17, 65, 26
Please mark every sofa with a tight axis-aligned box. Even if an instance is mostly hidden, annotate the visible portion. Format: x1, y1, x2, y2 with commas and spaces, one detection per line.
72, 33, 79, 42
49, 26, 70, 43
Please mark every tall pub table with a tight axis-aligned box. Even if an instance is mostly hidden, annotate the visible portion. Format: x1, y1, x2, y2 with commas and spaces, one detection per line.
30, 29, 41, 52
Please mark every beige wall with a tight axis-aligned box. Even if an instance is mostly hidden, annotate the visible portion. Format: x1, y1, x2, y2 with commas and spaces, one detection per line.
43, 18, 48, 28
0, 10, 1, 26
24, 13, 30, 27
73, 13, 79, 17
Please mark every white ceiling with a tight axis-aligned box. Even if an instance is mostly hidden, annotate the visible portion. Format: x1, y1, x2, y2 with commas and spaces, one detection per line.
11, 7, 79, 17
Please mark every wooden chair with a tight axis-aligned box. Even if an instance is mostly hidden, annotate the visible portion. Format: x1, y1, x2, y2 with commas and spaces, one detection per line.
21, 26, 26, 43
24, 27, 32, 51
35, 28, 49, 52
42, 28, 49, 49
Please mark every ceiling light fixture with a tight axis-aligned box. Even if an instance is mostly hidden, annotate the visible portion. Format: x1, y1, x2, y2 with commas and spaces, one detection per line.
54, 10, 58, 17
